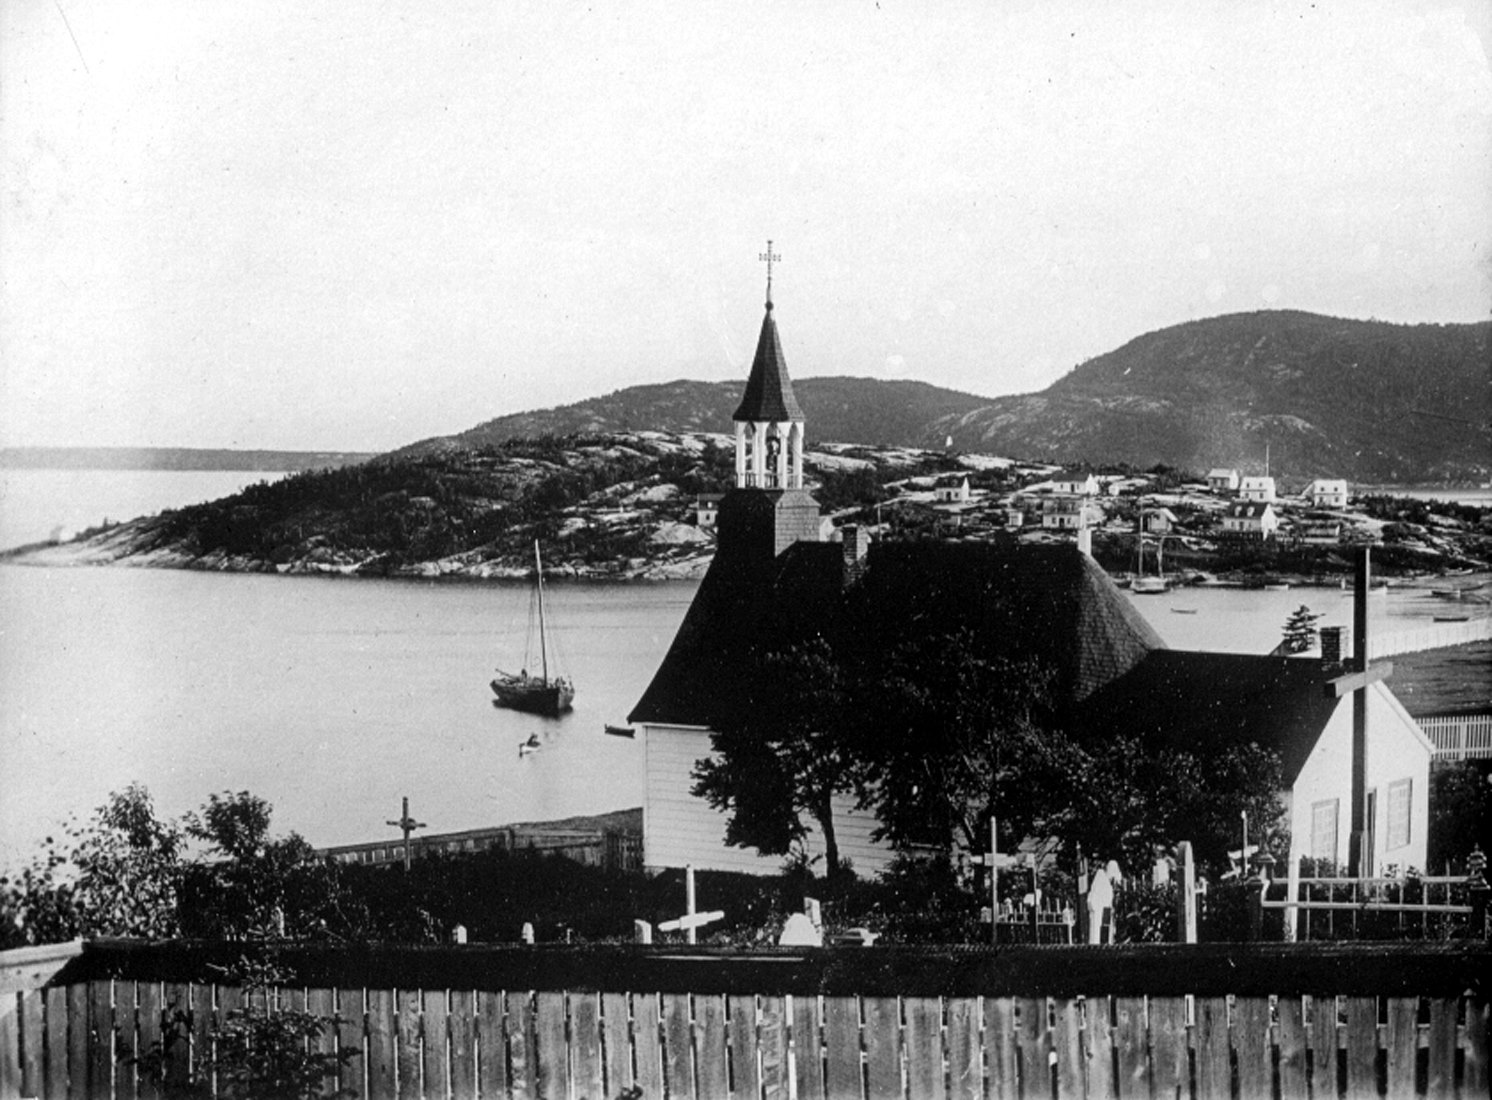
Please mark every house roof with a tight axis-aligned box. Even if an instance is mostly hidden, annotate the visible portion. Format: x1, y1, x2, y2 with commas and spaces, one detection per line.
1227, 502, 1276, 519
1207, 468, 1238, 479
732, 303, 804, 423
1070, 650, 1343, 783
1240, 476, 1276, 488
629, 542, 1165, 727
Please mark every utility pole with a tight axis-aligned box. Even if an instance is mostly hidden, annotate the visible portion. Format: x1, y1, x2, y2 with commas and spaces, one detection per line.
386, 796, 427, 872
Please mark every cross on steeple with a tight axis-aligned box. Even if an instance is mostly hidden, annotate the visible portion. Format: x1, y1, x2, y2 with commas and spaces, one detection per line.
759, 240, 781, 308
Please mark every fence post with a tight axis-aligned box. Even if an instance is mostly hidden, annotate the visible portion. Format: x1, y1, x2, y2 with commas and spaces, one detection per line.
1245, 852, 1273, 943
1174, 842, 1197, 944
1468, 845, 1489, 940
1283, 856, 1302, 943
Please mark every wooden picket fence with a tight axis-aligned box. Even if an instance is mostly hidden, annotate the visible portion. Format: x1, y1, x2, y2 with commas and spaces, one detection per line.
2, 939, 1489, 1099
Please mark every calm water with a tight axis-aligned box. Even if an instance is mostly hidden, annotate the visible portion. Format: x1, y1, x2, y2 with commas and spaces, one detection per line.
0, 566, 695, 867
0, 468, 287, 551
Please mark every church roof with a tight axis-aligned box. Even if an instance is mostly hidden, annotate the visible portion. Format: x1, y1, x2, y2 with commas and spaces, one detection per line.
628, 541, 1165, 727
732, 304, 804, 423
1070, 650, 1344, 783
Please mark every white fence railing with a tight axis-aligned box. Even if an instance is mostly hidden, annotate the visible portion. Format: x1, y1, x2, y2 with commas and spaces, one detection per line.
1418, 712, 1492, 760
1368, 616, 1492, 658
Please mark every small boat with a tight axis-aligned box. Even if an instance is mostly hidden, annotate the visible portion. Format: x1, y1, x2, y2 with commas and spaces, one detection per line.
603, 724, 636, 738
1131, 576, 1169, 594
1170, 607, 1198, 615
518, 733, 542, 756
1262, 583, 1290, 591
492, 542, 575, 717
1433, 614, 1471, 623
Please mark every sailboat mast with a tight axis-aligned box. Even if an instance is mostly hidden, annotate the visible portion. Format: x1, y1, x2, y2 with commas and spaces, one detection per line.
534, 540, 549, 684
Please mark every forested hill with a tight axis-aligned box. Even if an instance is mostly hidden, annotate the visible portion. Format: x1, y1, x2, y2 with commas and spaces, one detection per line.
406, 312, 1488, 483
934, 312, 1490, 482
398, 378, 992, 457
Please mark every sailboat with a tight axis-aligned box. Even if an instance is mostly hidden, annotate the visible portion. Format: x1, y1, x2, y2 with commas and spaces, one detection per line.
1131, 534, 1169, 594
491, 541, 575, 716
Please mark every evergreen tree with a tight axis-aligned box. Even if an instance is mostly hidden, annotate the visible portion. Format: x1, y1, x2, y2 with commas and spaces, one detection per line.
1280, 605, 1323, 654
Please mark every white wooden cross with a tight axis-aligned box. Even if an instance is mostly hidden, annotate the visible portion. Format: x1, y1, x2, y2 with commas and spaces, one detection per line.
656, 865, 724, 944
968, 819, 1020, 944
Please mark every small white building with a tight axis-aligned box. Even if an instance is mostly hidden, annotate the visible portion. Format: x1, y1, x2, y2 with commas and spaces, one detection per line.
1222, 502, 1279, 539
1140, 507, 1179, 534
1207, 469, 1240, 493
1308, 479, 1349, 510
695, 494, 724, 528
1300, 521, 1342, 546
1051, 474, 1100, 497
1042, 495, 1104, 530
934, 474, 971, 504
1239, 476, 1277, 503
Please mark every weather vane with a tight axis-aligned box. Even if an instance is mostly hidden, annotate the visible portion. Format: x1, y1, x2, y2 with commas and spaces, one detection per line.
759, 240, 781, 307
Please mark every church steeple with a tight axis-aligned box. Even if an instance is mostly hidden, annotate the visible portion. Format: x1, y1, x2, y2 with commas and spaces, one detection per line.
732, 240, 805, 490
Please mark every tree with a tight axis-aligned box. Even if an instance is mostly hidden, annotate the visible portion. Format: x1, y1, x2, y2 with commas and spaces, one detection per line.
1428, 761, 1492, 874
1280, 605, 1323, 654
0, 784, 185, 945
851, 630, 1068, 857
180, 790, 344, 940
692, 637, 859, 876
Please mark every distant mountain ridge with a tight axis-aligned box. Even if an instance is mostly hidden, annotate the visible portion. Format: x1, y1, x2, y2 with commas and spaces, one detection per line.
409, 311, 1488, 482
0, 447, 374, 472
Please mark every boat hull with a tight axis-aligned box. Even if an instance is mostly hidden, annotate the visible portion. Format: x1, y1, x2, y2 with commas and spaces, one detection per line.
491, 675, 574, 716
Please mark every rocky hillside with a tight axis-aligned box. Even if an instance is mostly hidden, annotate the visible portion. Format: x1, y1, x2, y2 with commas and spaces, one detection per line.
400, 378, 991, 457
936, 312, 1490, 482
7, 433, 963, 580
407, 311, 1489, 483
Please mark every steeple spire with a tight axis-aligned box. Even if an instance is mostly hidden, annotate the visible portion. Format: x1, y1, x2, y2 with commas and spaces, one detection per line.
732, 241, 805, 492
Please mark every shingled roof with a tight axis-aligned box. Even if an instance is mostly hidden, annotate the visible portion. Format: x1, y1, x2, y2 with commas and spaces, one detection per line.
732, 304, 804, 423
1071, 650, 1342, 782
628, 541, 1165, 727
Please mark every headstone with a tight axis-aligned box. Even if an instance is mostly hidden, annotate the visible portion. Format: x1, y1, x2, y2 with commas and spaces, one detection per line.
778, 912, 823, 946
1086, 861, 1118, 944
521, 922, 535, 945
453, 924, 468, 945
634, 920, 653, 945
804, 897, 822, 931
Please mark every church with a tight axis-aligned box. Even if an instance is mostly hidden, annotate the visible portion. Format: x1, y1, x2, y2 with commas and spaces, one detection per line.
627, 262, 1432, 880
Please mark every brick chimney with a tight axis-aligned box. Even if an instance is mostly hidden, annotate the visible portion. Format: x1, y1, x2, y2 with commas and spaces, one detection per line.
1320, 625, 1343, 666
841, 524, 871, 586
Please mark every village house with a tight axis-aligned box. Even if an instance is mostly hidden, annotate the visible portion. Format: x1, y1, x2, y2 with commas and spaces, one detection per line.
1041, 494, 1104, 530
934, 474, 971, 504
1221, 501, 1280, 539
1239, 475, 1277, 503
1051, 474, 1100, 497
1207, 468, 1240, 493
1300, 520, 1343, 546
1139, 506, 1179, 534
628, 271, 1431, 879
1308, 478, 1350, 509
695, 493, 723, 528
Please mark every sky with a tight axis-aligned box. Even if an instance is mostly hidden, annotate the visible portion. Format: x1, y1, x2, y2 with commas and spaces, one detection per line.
2, 0, 1489, 453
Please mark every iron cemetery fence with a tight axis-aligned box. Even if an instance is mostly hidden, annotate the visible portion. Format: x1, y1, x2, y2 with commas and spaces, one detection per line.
2, 940, 1489, 1099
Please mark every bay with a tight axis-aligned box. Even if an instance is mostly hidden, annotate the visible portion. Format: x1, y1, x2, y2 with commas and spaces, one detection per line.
0, 565, 694, 868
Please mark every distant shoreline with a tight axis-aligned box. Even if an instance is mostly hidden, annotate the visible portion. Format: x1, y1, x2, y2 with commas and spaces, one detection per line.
0, 446, 375, 473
